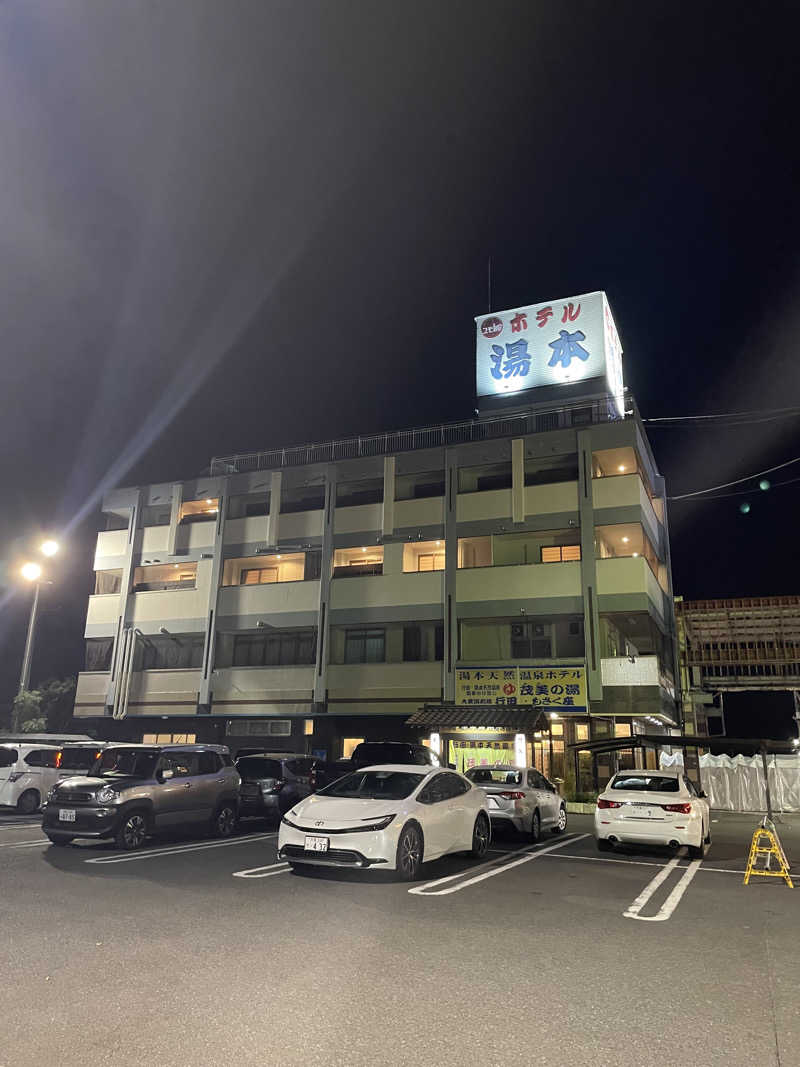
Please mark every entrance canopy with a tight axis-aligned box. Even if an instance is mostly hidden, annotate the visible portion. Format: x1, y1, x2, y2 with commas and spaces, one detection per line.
567, 733, 798, 757
407, 704, 547, 732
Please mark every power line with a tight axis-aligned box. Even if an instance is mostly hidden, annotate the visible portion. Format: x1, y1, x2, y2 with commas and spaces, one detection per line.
645, 405, 800, 423
669, 455, 800, 501
670, 474, 800, 503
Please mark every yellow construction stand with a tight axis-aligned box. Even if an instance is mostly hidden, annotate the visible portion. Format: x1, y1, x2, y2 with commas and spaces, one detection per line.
743, 819, 794, 888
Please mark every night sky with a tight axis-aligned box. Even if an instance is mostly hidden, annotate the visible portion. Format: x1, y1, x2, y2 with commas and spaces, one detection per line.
1, 2, 798, 726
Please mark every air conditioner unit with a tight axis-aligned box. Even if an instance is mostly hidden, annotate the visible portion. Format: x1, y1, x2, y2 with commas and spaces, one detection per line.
511, 623, 526, 639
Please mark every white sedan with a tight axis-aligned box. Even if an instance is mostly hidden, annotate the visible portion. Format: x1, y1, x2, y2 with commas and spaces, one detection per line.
594, 769, 711, 857
277, 764, 490, 880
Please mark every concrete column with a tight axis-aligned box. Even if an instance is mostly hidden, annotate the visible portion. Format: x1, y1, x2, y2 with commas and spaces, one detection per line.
382, 456, 396, 537
167, 483, 182, 556
313, 466, 336, 708
443, 449, 458, 702
199, 477, 229, 709
511, 438, 525, 524
105, 489, 143, 714
577, 429, 603, 704
266, 470, 282, 547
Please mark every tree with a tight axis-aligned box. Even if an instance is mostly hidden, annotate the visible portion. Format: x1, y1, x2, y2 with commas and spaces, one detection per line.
10, 678, 76, 733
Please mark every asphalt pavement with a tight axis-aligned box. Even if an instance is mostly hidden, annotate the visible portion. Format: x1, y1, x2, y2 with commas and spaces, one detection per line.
1, 809, 798, 1067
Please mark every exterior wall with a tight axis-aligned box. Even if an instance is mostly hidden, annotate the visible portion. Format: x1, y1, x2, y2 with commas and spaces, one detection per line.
79, 402, 678, 741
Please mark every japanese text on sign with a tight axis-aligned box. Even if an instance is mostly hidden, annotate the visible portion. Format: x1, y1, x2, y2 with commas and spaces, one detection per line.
456, 666, 587, 712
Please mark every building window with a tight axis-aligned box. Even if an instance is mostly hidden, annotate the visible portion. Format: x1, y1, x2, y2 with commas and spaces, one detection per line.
141, 504, 171, 527
138, 634, 205, 670
231, 630, 317, 667
132, 563, 197, 592
342, 737, 364, 759
403, 541, 445, 572
179, 499, 219, 523
434, 623, 444, 661
344, 628, 385, 664
595, 523, 662, 582
524, 455, 578, 486
94, 569, 123, 595
457, 536, 492, 568
541, 545, 581, 563
142, 733, 196, 744
332, 546, 383, 578
511, 622, 552, 659
458, 461, 512, 494
336, 478, 383, 507
280, 485, 326, 514
222, 553, 307, 586
395, 470, 445, 500
403, 625, 422, 662
85, 638, 113, 672
104, 512, 129, 531
228, 492, 270, 519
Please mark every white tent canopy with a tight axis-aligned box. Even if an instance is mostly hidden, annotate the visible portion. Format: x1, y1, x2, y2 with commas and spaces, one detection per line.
660, 751, 800, 813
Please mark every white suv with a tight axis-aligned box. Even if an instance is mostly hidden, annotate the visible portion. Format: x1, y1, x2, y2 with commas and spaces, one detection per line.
0, 743, 62, 814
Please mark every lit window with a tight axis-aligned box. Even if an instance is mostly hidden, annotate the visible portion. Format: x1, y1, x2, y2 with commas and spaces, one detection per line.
132, 563, 197, 592
541, 545, 581, 563
332, 546, 383, 577
179, 499, 219, 523
403, 541, 445, 572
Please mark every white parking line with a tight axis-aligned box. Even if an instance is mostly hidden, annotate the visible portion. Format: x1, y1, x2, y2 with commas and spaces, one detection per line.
624, 858, 702, 921
409, 834, 589, 896
85, 832, 276, 864
232, 862, 291, 879
0, 839, 47, 848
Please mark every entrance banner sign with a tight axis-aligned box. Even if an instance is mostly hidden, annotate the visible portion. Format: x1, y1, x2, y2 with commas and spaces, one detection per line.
456, 666, 587, 713
475, 291, 624, 413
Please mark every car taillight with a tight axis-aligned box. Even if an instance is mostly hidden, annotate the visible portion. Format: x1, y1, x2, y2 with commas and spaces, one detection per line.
597, 798, 622, 809
55, 752, 62, 768
662, 802, 692, 814
498, 791, 525, 800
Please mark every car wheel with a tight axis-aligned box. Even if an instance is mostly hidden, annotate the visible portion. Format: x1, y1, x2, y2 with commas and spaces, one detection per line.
16, 789, 40, 815
471, 813, 490, 859
115, 811, 148, 851
212, 802, 237, 838
529, 809, 541, 844
596, 838, 613, 852
687, 826, 705, 859
46, 835, 72, 846
396, 823, 423, 881
553, 805, 568, 834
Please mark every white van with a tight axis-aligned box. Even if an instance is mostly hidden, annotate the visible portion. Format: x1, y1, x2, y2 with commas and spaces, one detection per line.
0, 744, 62, 814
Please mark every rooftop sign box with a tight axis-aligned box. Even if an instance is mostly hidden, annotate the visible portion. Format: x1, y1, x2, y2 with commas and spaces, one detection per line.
475, 290, 624, 413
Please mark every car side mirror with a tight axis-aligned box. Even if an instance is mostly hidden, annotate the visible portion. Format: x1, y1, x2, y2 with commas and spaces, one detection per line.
159, 768, 174, 781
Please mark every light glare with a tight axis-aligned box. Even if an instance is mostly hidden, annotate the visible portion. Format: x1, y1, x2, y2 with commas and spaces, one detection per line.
40, 540, 59, 557
21, 562, 42, 581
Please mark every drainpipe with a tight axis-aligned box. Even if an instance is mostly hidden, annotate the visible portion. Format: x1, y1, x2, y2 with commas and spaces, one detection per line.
119, 628, 141, 720
112, 628, 130, 719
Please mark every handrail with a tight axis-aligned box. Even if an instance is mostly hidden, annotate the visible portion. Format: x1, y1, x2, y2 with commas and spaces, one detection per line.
210, 391, 632, 476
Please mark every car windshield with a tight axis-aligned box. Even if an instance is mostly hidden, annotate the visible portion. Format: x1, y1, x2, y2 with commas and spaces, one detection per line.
317, 770, 424, 800
610, 774, 680, 793
237, 757, 282, 779
92, 748, 159, 779
466, 767, 522, 784
60, 747, 103, 771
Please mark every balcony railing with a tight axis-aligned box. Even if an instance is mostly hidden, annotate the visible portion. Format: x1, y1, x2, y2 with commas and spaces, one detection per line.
210, 392, 631, 476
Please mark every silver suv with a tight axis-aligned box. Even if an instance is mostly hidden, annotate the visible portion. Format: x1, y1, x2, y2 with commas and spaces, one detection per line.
42, 744, 240, 851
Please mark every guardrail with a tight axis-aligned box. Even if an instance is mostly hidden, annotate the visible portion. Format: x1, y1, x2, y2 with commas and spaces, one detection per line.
210, 392, 631, 476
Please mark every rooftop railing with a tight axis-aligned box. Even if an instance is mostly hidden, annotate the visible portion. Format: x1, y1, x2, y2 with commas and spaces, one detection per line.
210, 392, 631, 476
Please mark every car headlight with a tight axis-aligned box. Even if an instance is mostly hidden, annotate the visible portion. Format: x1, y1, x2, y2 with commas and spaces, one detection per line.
281, 813, 301, 829
359, 814, 396, 832
95, 785, 121, 805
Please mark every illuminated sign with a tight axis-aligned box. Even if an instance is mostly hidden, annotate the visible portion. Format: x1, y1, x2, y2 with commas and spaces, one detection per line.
456, 665, 588, 713
475, 291, 624, 412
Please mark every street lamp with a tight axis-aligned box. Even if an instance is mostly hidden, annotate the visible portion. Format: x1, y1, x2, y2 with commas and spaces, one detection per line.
17, 541, 60, 698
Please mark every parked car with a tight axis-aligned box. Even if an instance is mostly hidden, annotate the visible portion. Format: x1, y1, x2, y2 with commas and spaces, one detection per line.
236, 752, 324, 822
0, 743, 62, 813
318, 741, 440, 787
594, 769, 711, 857
42, 743, 240, 850
56, 742, 109, 781
465, 764, 567, 841
278, 764, 490, 880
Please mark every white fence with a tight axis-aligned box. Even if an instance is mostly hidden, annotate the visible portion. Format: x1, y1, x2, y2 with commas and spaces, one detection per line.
660, 752, 800, 813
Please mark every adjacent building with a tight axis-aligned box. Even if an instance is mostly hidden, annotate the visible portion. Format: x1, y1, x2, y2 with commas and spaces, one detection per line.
74, 291, 679, 789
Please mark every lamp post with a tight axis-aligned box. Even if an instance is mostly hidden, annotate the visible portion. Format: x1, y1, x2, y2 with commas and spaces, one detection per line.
17, 541, 60, 697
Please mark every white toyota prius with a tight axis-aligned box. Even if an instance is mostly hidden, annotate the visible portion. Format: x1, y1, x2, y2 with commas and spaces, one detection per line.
594, 769, 711, 857
277, 764, 490, 880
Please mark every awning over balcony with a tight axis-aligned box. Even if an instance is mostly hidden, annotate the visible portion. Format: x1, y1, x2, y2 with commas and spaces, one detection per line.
407, 703, 547, 732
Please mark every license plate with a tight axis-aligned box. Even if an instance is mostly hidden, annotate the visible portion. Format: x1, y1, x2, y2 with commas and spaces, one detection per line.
628, 803, 653, 816
304, 835, 329, 852
58, 808, 76, 822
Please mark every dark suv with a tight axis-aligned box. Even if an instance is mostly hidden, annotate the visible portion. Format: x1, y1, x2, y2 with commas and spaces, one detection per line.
42, 744, 241, 851
236, 752, 323, 822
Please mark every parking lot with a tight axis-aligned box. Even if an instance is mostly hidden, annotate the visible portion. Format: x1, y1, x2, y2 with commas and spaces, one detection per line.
2, 809, 799, 1067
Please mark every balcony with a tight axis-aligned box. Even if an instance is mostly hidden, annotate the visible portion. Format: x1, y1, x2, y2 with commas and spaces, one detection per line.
330, 571, 444, 611
74, 671, 110, 716
457, 561, 581, 603
524, 480, 578, 516
334, 502, 382, 535
596, 556, 669, 621
95, 529, 128, 564
601, 655, 660, 687
211, 665, 315, 714
395, 496, 444, 529
126, 668, 201, 715
141, 525, 170, 554
327, 661, 442, 700
217, 580, 321, 619
86, 595, 120, 632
